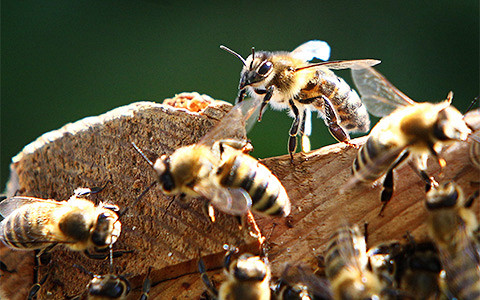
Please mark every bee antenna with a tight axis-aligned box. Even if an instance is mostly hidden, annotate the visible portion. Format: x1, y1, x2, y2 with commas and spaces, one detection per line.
117, 180, 157, 218
250, 47, 255, 69
131, 142, 154, 167
220, 45, 247, 67
465, 95, 479, 114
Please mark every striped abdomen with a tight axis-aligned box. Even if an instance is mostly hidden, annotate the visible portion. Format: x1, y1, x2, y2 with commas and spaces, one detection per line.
325, 226, 365, 280
302, 68, 370, 133
441, 245, 480, 300
352, 135, 405, 182
325, 226, 384, 299
217, 153, 290, 216
1, 203, 56, 250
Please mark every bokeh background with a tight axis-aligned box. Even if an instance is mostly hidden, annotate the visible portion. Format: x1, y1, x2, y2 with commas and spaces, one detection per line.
2, 0, 478, 189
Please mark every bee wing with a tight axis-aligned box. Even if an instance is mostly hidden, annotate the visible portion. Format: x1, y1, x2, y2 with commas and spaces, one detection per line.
280, 264, 333, 299
351, 66, 417, 117
290, 40, 331, 61
198, 98, 261, 147
0, 196, 59, 218
194, 184, 251, 216
438, 228, 480, 296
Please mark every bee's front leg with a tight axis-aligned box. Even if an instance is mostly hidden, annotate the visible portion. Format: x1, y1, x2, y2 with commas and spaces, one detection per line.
258, 86, 274, 122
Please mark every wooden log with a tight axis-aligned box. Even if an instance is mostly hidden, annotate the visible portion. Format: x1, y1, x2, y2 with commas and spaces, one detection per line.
0, 93, 478, 299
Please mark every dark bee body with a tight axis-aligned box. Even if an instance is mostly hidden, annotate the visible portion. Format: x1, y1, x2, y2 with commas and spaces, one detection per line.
296, 68, 369, 133
0, 193, 121, 253
325, 225, 384, 300
199, 251, 271, 300
221, 41, 379, 158
86, 274, 131, 300
273, 264, 333, 300
350, 66, 472, 214
216, 143, 290, 216
425, 182, 480, 300
140, 98, 291, 217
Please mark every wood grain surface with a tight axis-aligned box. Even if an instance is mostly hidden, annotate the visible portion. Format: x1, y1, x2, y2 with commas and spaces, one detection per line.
0, 94, 478, 299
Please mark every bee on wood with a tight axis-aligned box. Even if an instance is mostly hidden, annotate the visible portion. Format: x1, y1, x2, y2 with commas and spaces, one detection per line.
73, 264, 151, 299
425, 181, 480, 300
133, 98, 291, 217
272, 264, 333, 300
198, 248, 271, 300
324, 224, 387, 300
368, 236, 444, 299
0, 188, 121, 258
221, 40, 380, 158
349, 66, 473, 214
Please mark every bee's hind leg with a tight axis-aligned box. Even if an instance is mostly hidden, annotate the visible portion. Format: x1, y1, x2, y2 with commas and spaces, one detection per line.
322, 96, 355, 148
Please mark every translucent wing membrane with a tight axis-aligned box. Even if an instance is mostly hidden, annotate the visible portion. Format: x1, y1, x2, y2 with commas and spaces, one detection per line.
194, 184, 251, 215
198, 98, 261, 147
295, 59, 381, 73
0, 197, 59, 218
351, 66, 416, 117
290, 40, 331, 62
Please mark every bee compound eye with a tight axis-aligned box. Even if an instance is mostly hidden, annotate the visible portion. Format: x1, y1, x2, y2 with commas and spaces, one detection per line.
257, 61, 273, 76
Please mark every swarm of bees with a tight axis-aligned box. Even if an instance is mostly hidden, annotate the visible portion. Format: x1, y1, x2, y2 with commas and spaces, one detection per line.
1, 40, 479, 299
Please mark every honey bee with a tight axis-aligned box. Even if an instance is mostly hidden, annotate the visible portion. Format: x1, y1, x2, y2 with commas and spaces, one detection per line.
134, 98, 291, 217
198, 248, 271, 300
349, 66, 473, 214
324, 224, 387, 300
221, 40, 380, 158
0, 188, 121, 257
425, 181, 480, 299
368, 236, 443, 299
272, 264, 333, 300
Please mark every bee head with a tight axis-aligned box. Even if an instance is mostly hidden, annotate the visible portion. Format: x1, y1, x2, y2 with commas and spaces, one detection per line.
91, 211, 121, 248
220, 45, 273, 89
88, 274, 130, 298
240, 51, 274, 89
433, 99, 471, 142
425, 181, 461, 210
230, 254, 269, 282
153, 155, 176, 193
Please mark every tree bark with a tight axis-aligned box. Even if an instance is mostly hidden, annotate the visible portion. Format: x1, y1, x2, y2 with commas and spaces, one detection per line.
1, 94, 478, 299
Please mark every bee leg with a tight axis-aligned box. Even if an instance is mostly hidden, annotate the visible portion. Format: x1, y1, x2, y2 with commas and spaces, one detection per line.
236, 88, 247, 103
258, 86, 274, 122
83, 249, 133, 260
379, 152, 409, 216
27, 269, 50, 300
288, 99, 301, 161
464, 190, 479, 208
140, 267, 152, 300
321, 96, 354, 147
198, 256, 219, 299
0, 260, 15, 274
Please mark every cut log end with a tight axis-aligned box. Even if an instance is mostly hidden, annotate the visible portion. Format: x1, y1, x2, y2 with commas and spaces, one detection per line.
1, 93, 478, 299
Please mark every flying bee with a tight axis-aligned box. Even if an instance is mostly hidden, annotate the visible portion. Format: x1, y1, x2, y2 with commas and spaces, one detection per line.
133, 98, 291, 217
198, 248, 271, 300
425, 181, 480, 300
324, 224, 388, 300
349, 66, 473, 214
0, 188, 121, 258
221, 40, 380, 158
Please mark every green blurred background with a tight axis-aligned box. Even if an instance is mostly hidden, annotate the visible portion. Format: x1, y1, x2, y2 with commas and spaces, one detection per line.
1, 0, 478, 189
